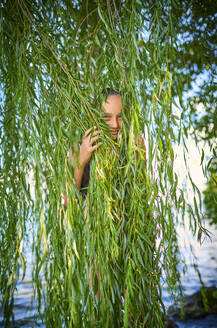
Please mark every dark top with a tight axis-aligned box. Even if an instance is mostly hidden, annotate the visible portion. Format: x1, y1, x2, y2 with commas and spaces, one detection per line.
80, 161, 91, 199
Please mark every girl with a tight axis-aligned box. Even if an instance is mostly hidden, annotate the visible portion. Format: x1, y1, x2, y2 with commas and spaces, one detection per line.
64, 89, 148, 323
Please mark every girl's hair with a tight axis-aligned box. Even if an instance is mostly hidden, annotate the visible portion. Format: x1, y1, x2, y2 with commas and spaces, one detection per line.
93, 88, 121, 107
103, 87, 121, 98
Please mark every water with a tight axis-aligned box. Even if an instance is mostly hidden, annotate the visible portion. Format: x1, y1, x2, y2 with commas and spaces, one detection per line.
1, 222, 217, 327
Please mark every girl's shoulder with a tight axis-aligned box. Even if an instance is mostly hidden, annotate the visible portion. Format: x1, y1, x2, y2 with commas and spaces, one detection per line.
132, 134, 146, 152
133, 134, 147, 165
136, 135, 146, 149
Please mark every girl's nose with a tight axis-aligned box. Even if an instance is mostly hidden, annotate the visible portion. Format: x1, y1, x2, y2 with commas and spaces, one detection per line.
110, 117, 119, 128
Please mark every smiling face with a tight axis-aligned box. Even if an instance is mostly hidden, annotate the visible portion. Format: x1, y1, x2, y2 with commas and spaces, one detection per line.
101, 94, 123, 140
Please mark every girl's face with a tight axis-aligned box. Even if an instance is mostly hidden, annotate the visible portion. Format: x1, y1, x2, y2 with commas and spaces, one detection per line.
101, 94, 123, 140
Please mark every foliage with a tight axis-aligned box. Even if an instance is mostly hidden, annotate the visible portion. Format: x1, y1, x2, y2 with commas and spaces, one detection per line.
203, 160, 217, 225
0, 0, 212, 327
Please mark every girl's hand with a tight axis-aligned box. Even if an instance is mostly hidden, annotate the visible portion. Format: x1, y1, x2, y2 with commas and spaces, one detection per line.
79, 127, 102, 167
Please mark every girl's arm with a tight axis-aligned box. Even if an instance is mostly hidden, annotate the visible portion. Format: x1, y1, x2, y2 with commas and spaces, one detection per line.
136, 135, 147, 166
69, 147, 85, 191
134, 134, 147, 170
64, 127, 102, 206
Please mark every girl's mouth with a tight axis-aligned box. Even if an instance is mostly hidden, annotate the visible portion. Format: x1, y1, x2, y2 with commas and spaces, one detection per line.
111, 129, 119, 135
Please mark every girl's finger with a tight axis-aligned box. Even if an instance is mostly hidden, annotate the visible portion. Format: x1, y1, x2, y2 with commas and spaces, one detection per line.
91, 142, 103, 151
89, 136, 100, 145
86, 130, 100, 142
84, 126, 96, 137
91, 130, 101, 137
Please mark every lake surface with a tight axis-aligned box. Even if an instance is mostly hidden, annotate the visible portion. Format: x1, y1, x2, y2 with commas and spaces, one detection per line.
1, 222, 217, 327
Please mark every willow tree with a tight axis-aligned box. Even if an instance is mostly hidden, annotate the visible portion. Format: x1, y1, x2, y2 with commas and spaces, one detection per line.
0, 0, 210, 327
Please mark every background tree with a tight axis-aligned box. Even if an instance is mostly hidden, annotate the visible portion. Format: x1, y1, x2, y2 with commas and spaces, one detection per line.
146, 0, 217, 225
203, 159, 217, 225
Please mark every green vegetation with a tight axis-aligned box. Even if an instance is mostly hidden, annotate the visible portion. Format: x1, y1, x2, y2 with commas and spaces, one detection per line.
203, 160, 217, 225
0, 0, 215, 327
